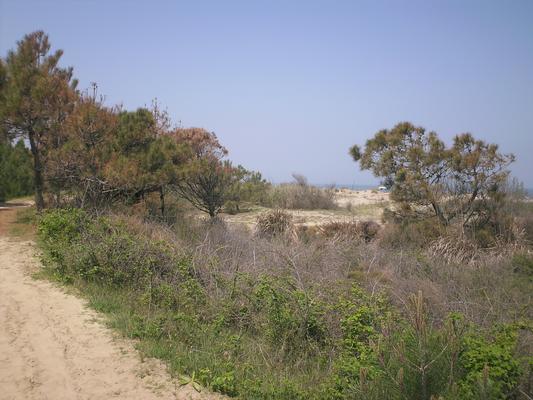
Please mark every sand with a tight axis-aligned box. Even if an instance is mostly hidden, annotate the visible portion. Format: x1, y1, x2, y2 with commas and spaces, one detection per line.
223, 189, 390, 228
333, 188, 389, 208
0, 207, 221, 400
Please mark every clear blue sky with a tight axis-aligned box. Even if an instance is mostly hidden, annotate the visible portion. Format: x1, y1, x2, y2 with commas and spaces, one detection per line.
1, 0, 532, 186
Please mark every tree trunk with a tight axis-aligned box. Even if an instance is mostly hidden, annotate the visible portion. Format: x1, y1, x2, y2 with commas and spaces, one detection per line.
28, 131, 45, 211
430, 201, 447, 226
159, 186, 165, 217
54, 189, 61, 208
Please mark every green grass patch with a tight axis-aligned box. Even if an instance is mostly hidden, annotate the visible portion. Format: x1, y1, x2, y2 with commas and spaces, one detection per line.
8, 206, 37, 238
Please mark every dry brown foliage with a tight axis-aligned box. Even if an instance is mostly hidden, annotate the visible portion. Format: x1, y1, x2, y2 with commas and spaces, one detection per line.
318, 220, 380, 242
255, 209, 296, 239
266, 175, 336, 210
110, 207, 532, 333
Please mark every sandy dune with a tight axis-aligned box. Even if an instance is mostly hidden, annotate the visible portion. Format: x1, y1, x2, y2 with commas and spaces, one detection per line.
223, 189, 390, 228
0, 233, 218, 400
333, 188, 389, 208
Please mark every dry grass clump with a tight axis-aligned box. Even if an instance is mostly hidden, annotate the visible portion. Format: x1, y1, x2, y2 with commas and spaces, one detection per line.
379, 218, 444, 249
318, 220, 380, 242
427, 230, 527, 265
266, 174, 336, 210
515, 209, 533, 245
256, 209, 295, 238
427, 234, 481, 265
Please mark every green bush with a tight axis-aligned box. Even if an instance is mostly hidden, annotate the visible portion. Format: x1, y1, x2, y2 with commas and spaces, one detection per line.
211, 370, 238, 396
325, 286, 390, 399
225, 167, 271, 211
459, 325, 523, 399
0, 139, 33, 202
38, 208, 92, 275
324, 290, 527, 400
38, 208, 90, 244
380, 217, 444, 249
253, 276, 327, 350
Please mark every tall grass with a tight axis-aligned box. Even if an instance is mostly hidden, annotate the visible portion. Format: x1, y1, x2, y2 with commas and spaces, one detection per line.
265, 175, 336, 210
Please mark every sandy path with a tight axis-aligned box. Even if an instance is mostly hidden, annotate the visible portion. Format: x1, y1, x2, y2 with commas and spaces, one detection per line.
0, 231, 217, 399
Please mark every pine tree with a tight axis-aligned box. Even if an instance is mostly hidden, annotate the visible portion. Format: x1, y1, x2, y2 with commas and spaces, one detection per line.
0, 31, 77, 210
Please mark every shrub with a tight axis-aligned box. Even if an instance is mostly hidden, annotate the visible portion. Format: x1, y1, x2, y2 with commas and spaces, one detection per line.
256, 209, 295, 238
325, 291, 527, 400
379, 218, 444, 249
319, 220, 380, 242
0, 139, 34, 202
38, 209, 202, 293
38, 208, 90, 244
326, 287, 386, 399
458, 325, 523, 399
511, 253, 533, 280
37, 209, 532, 400
225, 166, 271, 210
519, 214, 533, 244
223, 200, 240, 215
265, 175, 336, 210
38, 208, 92, 273
252, 276, 327, 351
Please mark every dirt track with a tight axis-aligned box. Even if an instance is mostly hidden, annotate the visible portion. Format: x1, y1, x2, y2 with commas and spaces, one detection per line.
0, 209, 216, 400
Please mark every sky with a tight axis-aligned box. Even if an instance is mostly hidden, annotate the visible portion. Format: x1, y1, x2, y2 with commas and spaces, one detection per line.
1, 0, 532, 186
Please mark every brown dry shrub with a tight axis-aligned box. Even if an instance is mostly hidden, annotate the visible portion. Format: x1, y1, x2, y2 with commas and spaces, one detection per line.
256, 209, 296, 239
106, 198, 533, 333
518, 214, 533, 245
318, 220, 380, 242
379, 218, 444, 249
426, 221, 529, 265
427, 234, 481, 265
294, 225, 321, 242
109, 210, 532, 332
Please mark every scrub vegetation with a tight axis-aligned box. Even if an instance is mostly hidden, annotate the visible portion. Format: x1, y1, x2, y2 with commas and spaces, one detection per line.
0, 139, 33, 202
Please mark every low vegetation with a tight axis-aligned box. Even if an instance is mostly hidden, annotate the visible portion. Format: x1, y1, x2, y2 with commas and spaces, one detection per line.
256, 209, 295, 238
264, 174, 337, 210
37, 208, 533, 399
0, 139, 33, 202
318, 220, 380, 242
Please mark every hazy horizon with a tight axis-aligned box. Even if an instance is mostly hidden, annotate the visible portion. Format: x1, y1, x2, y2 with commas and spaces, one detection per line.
1, 0, 532, 186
